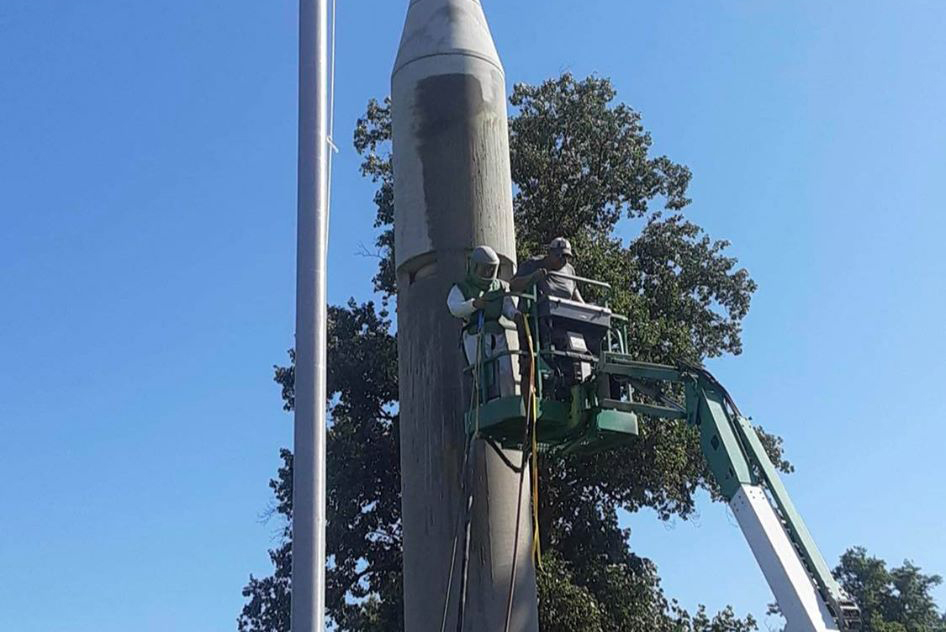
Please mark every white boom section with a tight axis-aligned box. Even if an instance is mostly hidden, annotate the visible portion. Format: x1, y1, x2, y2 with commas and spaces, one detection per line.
730, 485, 839, 632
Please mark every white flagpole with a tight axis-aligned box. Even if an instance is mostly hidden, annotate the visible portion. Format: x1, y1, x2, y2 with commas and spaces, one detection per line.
292, 0, 328, 630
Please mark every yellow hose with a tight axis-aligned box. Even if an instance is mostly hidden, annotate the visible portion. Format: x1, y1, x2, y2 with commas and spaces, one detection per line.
522, 319, 542, 568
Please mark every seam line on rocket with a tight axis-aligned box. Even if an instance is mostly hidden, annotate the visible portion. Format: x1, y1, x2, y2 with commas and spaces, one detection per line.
392, 50, 504, 78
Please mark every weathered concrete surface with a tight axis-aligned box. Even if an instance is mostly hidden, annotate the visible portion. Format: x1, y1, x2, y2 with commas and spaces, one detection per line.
392, 1, 539, 630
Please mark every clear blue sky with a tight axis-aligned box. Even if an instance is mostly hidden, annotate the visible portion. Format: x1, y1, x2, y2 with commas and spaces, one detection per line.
2, 1, 944, 630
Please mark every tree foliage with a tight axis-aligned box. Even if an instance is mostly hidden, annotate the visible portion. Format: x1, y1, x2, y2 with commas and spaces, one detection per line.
238, 451, 292, 632
239, 304, 402, 632
240, 73, 788, 631
508, 75, 691, 251
834, 547, 945, 632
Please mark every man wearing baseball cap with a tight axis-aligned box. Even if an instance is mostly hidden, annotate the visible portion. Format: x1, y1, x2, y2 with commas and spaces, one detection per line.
510, 236, 584, 303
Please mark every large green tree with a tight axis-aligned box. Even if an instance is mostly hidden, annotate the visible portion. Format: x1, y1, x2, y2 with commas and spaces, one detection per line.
239, 73, 786, 631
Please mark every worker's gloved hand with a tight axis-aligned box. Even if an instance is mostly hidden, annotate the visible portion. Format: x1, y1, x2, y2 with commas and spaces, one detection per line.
473, 289, 506, 309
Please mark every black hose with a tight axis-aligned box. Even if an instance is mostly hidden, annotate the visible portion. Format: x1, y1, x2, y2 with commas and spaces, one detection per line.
503, 329, 539, 632
485, 437, 525, 472
455, 440, 476, 632
679, 360, 744, 417
502, 431, 532, 630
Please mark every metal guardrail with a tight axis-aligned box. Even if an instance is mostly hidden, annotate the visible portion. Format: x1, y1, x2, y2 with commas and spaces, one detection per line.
547, 270, 612, 290
462, 271, 629, 402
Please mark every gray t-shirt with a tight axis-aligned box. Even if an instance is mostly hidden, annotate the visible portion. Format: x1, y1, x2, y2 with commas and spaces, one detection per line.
514, 256, 577, 300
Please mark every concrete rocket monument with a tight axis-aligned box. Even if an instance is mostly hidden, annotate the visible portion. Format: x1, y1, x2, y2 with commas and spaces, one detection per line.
391, 0, 539, 630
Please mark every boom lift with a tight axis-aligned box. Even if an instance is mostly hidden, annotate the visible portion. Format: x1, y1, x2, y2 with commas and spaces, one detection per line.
465, 272, 862, 632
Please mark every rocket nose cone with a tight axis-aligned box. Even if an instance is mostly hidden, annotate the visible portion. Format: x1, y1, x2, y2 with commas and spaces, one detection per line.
393, 0, 503, 77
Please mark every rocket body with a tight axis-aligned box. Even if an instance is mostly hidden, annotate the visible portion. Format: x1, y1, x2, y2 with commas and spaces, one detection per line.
392, 0, 516, 272
391, 1, 539, 630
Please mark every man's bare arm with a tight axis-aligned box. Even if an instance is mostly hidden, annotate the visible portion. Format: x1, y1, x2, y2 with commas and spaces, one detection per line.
509, 268, 546, 293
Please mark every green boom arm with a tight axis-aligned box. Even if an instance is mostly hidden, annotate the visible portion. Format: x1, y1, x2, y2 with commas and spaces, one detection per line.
600, 355, 861, 631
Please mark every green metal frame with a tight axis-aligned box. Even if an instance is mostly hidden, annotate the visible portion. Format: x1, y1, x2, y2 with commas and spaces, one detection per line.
463, 280, 640, 454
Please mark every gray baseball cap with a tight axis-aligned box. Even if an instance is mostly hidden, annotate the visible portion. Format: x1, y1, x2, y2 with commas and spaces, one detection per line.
548, 237, 574, 256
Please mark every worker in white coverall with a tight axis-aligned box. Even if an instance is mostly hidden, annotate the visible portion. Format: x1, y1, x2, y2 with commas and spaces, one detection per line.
447, 245, 521, 400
